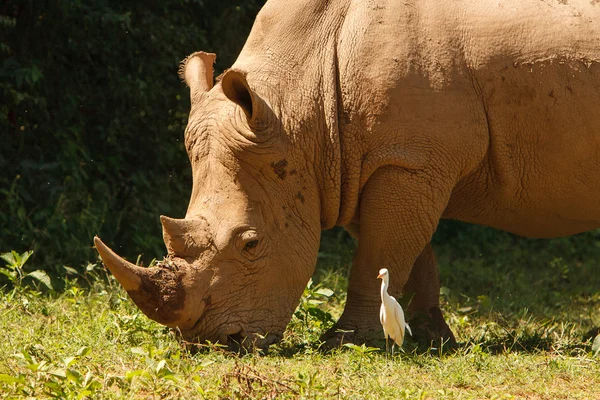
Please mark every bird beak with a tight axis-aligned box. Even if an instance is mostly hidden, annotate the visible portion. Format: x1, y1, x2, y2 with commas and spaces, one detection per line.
377, 273, 383, 279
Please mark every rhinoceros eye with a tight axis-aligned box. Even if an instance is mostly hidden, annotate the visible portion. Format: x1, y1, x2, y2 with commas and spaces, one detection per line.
244, 240, 259, 251
236, 229, 262, 260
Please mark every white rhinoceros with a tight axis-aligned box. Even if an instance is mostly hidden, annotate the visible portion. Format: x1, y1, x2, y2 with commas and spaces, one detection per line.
95, 0, 600, 349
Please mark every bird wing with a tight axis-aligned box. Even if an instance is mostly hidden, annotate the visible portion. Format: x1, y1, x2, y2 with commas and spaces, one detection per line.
405, 323, 412, 337
392, 298, 405, 327
392, 298, 407, 343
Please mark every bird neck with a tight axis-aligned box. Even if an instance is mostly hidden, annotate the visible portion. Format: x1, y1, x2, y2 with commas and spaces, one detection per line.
380, 277, 389, 301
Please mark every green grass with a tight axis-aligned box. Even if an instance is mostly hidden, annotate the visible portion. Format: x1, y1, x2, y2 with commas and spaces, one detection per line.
1, 224, 600, 398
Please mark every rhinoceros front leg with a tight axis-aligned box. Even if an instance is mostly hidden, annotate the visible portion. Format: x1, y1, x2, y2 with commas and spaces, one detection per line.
322, 165, 456, 347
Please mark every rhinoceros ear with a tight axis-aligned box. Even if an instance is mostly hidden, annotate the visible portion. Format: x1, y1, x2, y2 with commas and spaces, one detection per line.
221, 69, 263, 123
179, 51, 216, 95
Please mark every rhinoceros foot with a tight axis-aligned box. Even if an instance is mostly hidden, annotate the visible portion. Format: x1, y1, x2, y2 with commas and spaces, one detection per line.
407, 307, 457, 352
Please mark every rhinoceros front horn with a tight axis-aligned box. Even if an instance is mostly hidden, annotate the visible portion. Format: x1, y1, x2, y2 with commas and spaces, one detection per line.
93, 236, 188, 327
94, 236, 145, 291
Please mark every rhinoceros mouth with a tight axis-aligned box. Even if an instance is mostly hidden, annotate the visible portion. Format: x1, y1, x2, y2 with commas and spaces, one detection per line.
226, 332, 246, 351
226, 331, 282, 352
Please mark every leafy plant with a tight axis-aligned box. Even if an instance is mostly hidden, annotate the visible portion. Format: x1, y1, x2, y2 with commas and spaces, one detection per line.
0, 0, 266, 277
1, 251, 600, 398
294, 278, 335, 329
2, 345, 101, 398
592, 334, 600, 357
0, 250, 52, 291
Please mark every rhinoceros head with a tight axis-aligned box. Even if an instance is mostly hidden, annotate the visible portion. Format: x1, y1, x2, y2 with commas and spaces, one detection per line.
95, 52, 327, 349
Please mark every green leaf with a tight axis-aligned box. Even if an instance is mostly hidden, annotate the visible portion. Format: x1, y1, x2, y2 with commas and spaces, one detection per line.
29, 65, 43, 83
67, 368, 83, 385
130, 347, 147, 356
125, 369, 148, 381
162, 373, 177, 381
592, 334, 600, 357
44, 380, 64, 392
82, 371, 93, 387
200, 359, 215, 368
477, 295, 491, 309
343, 343, 379, 354
77, 389, 92, 399
47, 368, 67, 379
85, 263, 97, 272
19, 250, 33, 266
13, 350, 33, 364
0, 373, 25, 384
0, 252, 17, 268
64, 356, 77, 367
63, 266, 79, 275
87, 379, 102, 390
315, 288, 334, 297
26, 361, 45, 372
27, 270, 53, 290
0, 268, 16, 280
155, 359, 166, 374
1, 250, 33, 269
76, 346, 91, 357
307, 307, 333, 323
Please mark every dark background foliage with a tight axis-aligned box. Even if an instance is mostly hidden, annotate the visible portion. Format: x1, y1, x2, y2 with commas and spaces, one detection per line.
1, 0, 264, 274
1, 0, 598, 288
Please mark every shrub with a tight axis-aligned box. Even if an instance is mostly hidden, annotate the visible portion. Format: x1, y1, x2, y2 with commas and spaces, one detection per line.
0, 1, 264, 275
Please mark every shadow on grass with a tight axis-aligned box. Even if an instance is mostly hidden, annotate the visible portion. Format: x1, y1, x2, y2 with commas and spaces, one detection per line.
313, 222, 600, 356
431, 221, 600, 355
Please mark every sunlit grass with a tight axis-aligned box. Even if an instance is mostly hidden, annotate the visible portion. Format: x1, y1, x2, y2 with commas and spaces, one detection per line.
1, 225, 599, 398
0, 284, 598, 399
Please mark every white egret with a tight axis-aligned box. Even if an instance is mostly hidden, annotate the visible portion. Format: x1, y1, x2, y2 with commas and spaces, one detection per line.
377, 268, 412, 355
